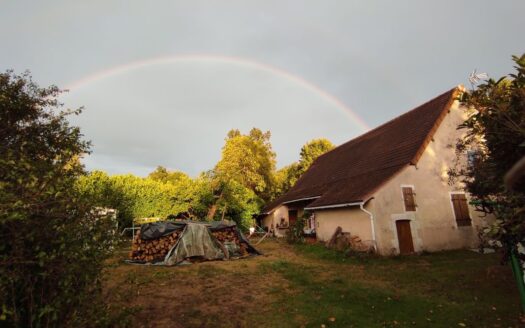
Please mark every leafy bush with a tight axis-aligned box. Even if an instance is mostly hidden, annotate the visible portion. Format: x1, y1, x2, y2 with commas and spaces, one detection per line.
76, 171, 212, 228
287, 212, 308, 244
0, 71, 118, 327
449, 54, 525, 252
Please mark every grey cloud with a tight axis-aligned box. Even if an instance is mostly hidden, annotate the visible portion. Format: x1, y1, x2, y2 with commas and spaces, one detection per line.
64, 63, 360, 176
2, 0, 523, 176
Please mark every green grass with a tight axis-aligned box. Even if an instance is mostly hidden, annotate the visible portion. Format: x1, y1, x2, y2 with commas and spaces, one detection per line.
106, 241, 522, 327
257, 244, 521, 327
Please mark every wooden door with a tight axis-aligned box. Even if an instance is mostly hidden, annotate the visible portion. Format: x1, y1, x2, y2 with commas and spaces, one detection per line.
288, 210, 297, 226
396, 220, 414, 254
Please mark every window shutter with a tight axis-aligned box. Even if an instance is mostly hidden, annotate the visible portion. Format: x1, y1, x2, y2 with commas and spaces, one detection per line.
451, 193, 471, 226
402, 187, 416, 211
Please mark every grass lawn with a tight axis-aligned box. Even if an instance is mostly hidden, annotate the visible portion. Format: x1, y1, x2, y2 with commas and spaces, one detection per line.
104, 239, 522, 327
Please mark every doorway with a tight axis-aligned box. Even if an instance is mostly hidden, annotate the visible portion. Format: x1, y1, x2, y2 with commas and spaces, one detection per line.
395, 220, 415, 254
288, 210, 297, 227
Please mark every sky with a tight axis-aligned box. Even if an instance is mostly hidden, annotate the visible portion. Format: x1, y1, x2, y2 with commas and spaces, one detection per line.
1, 1, 523, 177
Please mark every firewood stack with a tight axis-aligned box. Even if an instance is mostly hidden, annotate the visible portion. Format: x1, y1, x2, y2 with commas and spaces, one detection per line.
211, 227, 238, 243
129, 226, 251, 263
129, 230, 180, 262
211, 227, 249, 256
349, 235, 372, 252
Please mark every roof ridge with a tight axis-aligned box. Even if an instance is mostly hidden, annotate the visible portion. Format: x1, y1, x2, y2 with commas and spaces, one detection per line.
314, 86, 460, 162
410, 86, 463, 165
263, 85, 465, 213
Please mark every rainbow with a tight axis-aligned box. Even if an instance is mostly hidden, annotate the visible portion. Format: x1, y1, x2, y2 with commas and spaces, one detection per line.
65, 54, 370, 132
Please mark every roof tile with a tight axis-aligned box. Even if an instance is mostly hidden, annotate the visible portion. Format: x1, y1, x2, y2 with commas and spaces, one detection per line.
263, 87, 460, 212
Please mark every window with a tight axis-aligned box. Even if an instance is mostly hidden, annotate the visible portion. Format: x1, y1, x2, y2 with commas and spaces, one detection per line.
402, 187, 416, 211
451, 193, 472, 226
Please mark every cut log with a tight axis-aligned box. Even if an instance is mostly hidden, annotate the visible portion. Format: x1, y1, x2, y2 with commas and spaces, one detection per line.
326, 226, 343, 248
129, 230, 180, 262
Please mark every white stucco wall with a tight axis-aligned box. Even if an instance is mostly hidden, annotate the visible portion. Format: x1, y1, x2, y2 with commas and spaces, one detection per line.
372, 99, 492, 255
261, 205, 290, 237
315, 206, 373, 244
308, 99, 492, 255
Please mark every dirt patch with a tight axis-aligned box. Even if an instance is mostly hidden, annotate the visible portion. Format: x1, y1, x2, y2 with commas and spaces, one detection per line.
104, 239, 291, 328
104, 239, 520, 327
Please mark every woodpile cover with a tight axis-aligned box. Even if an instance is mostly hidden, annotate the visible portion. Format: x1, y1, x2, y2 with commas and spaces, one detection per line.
128, 220, 259, 265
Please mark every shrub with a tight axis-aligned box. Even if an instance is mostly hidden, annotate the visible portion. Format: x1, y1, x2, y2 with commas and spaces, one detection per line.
287, 212, 308, 244
0, 71, 117, 327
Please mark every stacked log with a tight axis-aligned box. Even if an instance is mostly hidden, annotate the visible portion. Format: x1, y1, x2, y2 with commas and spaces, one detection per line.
129, 226, 250, 263
326, 226, 374, 253
239, 242, 248, 256
349, 235, 373, 252
211, 227, 238, 243
129, 230, 180, 262
211, 227, 249, 256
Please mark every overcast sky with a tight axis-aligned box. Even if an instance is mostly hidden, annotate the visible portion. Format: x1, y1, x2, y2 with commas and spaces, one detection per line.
2, 1, 523, 176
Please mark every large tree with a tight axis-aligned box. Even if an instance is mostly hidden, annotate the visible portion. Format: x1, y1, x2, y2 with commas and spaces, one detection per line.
450, 54, 525, 251
297, 138, 335, 172
0, 71, 116, 326
215, 128, 276, 201
148, 165, 190, 185
274, 138, 334, 196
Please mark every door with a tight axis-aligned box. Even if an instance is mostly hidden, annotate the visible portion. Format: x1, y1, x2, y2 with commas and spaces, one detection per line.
288, 210, 298, 227
396, 220, 415, 254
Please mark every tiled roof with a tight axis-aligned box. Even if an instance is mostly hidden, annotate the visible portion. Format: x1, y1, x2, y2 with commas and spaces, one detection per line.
263, 87, 461, 213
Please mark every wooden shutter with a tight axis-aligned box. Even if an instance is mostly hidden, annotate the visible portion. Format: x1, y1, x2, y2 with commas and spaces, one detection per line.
402, 187, 416, 211
451, 193, 471, 226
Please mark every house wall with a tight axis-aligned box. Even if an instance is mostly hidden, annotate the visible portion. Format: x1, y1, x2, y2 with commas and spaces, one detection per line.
261, 205, 290, 237
372, 100, 492, 255
315, 206, 373, 244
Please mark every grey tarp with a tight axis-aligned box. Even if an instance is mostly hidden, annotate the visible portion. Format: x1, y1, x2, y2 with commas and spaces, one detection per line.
164, 222, 225, 265
129, 220, 260, 266
140, 221, 185, 240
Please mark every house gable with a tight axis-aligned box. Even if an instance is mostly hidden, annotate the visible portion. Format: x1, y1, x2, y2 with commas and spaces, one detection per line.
263, 86, 464, 214
370, 97, 490, 254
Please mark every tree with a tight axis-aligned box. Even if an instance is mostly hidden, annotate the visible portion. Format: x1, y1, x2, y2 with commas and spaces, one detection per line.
148, 165, 189, 185
273, 162, 300, 197
0, 71, 116, 326
215, 128, 276, 201
274, 138, 334, 196
297, 138, 335, 173
76, 171, 206, 226
450, 54, 525, 251
209, 178, 262, 229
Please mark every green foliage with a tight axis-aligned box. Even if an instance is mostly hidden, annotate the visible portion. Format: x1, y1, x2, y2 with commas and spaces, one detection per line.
274, 138, 334, 196
206, 128, 280, 229
0, 71, 117, 327
148, 165, 189, 185
286, 211, 308, 244
215, 128, 276, 202
76, 170, 209, 227
273, 162, 300, 197
111, 174, 193, 222
75, 170, 133, 225
212, 179, 262, 229
450, 54, 525, 251
298, 138, 335, 171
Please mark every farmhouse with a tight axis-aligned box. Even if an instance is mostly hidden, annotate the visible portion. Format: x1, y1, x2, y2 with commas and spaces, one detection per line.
260, 86, 491, 255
